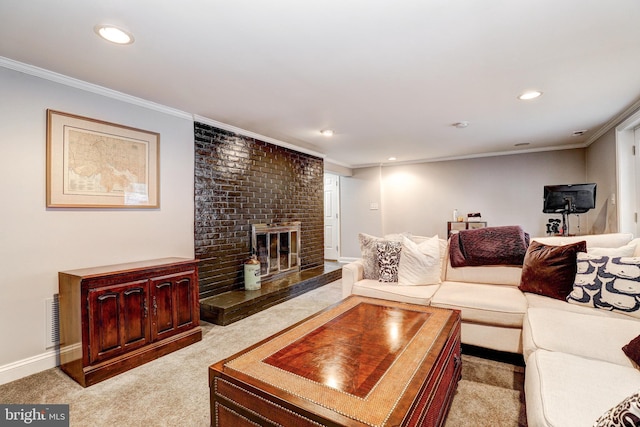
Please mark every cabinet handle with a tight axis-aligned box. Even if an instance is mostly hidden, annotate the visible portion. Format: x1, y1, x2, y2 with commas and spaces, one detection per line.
144, 298, 148, 318
153, 296, 157, 316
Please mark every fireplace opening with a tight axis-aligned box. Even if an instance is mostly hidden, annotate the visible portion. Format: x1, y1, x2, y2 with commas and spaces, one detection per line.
252, 222, 301, 280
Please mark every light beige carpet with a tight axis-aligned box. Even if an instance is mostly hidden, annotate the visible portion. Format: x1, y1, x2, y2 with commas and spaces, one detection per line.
0, 280, 526, 426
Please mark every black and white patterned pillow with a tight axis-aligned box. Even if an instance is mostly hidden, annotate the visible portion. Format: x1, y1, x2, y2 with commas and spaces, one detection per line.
567, 253, 640, 318
377, 241, 402, 283
593, 390, 640, 426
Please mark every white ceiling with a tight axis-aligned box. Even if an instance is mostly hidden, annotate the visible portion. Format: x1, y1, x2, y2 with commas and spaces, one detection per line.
2, 0, 640, 168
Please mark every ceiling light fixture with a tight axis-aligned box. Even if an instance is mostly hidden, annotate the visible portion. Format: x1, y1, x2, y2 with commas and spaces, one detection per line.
320, 129, 334, 137
514, 142, 530, 147
94, 25, 134, 45
452, 121, 469, 129
518, 90, 542, 100
571, 130, 588, 137
388, 157, 397, 161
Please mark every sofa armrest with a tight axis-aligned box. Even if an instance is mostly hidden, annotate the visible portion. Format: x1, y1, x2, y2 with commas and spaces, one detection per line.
342, 260, 364, 298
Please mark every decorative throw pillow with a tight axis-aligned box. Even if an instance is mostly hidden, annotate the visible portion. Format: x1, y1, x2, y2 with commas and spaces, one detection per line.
519, 240, 587, 300
359, 233, 404, 279
359, 233, 384, 280
398, 235, 441, 286
623, 335, 640, 367
593, 390, 640, 427
567, 253, 640, 318
377, 241, 402, 282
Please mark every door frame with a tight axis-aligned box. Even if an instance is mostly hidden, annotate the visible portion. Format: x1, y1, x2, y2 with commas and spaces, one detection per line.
615, 108, 640, 236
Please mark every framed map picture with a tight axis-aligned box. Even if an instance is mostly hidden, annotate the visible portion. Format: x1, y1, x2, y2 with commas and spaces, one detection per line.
46, 110, 160, 208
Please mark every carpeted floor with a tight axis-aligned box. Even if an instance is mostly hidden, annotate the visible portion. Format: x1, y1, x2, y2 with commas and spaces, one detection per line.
0, 280, 526, 426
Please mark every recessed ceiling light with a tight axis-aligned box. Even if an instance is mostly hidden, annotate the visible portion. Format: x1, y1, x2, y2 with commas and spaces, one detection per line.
571, 130, 588, 137
514, 142, 530, 147
320, 129, 334, 137
388, 157, 397, 161
94, 25, 134, 45
518, 90, 542, 100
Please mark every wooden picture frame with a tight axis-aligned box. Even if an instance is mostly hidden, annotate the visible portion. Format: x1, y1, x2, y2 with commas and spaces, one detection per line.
46, 110, 160, 208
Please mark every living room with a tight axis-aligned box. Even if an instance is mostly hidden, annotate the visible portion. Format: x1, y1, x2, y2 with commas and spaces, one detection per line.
2, 1, 640, 426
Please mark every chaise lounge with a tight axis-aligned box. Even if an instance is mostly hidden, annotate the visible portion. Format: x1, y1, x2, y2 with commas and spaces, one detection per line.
342, 228, 640, 426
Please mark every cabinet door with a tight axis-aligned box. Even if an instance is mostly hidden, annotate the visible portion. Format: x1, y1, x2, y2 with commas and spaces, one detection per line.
88, 280, 150, 364
150, 270, 197, 341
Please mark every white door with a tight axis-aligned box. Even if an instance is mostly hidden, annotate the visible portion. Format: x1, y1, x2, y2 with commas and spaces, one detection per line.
635, 126, 640, 237
324, 173, 340, 260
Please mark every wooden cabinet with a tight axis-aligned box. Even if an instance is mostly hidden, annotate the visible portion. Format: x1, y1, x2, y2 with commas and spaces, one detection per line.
59, 258, 202, 387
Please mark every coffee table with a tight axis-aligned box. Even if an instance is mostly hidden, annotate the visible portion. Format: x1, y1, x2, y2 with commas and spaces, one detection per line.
209, 296, 461, 427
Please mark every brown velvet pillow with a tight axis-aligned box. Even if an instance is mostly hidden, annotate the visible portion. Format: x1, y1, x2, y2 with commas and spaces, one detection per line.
623, 334, 640, 367
518, 240, 586, 300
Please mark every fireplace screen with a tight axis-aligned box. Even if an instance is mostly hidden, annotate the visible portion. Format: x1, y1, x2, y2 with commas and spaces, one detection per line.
252, 222, 301, 278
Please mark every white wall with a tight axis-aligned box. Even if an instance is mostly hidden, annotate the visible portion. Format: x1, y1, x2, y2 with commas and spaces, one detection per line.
340, 149, 587, 258
0, 66, 195, 383
586, 128, 618, 234
339, 167, 384, 258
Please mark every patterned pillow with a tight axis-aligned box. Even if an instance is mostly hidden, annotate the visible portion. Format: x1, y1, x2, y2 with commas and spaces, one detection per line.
593, 390, 640, 426
377, 241, 402, 283
567, 253, 640, 318
359, 233, 384, 280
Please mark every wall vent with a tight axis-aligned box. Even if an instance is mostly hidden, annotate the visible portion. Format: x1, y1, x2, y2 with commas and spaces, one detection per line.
45, 295, 60, 349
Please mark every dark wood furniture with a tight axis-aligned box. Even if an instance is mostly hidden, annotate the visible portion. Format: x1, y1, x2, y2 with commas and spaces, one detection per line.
59, 258, 202, 387
209, 296, 461, 427
447, 221, 487, 238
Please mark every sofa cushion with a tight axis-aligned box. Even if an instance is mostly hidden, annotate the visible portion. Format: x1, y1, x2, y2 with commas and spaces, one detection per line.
351, 279, 439, 305
589, 243, 637, 257
444, 261, 522, 286
623, 335, 640, 367
376, 240, 402, 282
519, 240, 586, 300
430, 281, 527, 327
567, 253, 640, 319
524, 292, 633, 320
397, 235, 441, 285
594, 390, 640, 427
523, 307, 640, 367
525, 350, 640, 427
532, 233, 634, 248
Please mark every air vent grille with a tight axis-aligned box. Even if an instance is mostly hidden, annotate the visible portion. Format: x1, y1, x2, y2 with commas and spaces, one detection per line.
45, 295, 60, 349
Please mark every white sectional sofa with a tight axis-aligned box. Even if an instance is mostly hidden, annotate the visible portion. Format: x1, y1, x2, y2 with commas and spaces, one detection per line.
342, 231, 640, 426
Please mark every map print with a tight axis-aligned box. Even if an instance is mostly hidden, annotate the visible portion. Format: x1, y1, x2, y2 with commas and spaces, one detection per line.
64, 127, 149, 203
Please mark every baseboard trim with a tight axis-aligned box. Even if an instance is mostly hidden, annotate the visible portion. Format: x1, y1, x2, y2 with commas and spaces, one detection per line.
338, 256, 358, 264
0, 350, 58, 386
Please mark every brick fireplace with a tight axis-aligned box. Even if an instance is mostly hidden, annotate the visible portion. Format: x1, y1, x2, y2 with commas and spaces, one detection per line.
194, 122, 324, 300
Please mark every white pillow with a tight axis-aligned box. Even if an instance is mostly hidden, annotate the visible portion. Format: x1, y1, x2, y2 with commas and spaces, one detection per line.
589, 243, 637, 257
398, 235, 441, 286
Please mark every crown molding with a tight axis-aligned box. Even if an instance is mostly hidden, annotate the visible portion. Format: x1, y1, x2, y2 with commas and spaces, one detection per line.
353, 142, 589, 169
584, 96, 640, 146
0, 56, 192, 120
193, 114, 326, 159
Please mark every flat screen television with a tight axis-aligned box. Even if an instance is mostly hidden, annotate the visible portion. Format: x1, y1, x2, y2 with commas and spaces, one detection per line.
543, 183, 597, 214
